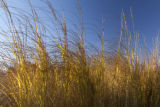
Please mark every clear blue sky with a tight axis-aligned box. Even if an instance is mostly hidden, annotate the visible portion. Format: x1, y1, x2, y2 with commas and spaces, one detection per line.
3, 0, 160, 48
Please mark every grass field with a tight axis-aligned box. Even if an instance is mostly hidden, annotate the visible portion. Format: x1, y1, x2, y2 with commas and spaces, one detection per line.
0, 0, 160, 107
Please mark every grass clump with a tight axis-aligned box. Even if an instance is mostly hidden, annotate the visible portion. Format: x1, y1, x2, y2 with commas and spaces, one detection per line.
0, 0, 160, 107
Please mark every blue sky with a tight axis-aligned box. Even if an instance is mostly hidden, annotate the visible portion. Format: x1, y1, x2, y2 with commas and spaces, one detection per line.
3, 0, 160, 49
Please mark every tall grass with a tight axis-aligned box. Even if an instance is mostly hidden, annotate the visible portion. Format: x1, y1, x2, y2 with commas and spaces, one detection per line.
0, 0, 160, 107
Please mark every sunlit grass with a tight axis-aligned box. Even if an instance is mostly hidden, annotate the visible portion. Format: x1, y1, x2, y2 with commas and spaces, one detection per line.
0, 0, 160, 107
